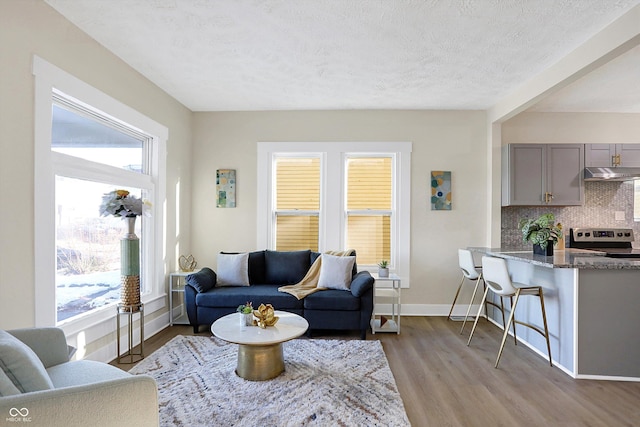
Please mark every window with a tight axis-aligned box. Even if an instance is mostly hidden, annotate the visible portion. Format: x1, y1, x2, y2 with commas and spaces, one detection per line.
345, 156, 392, 265
274, 156, 321, 251
33, 56, 167, 331
258, 142, 411, 283
51, 97, 154, 325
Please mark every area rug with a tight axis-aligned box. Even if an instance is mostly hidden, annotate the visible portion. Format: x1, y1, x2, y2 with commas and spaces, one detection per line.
129, 335, 411, 426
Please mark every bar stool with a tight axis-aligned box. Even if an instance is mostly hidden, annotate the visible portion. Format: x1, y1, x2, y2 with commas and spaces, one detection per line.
448, 249, 502, 335
448, 249, 482, 320
468, 256, 552, 368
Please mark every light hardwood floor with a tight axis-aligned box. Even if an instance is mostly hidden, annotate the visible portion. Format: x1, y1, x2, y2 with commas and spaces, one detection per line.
112, 317, 640, 426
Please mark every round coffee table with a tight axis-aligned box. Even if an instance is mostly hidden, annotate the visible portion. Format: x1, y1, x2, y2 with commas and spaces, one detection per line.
211, 310, 308, 381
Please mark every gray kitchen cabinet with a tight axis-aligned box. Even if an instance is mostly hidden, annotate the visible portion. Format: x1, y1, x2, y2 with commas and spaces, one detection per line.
585, 144, 640, 167
502, 144, 584, 206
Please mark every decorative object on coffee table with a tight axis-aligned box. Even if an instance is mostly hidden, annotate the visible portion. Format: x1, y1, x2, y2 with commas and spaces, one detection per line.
99, 189, 150, 310
253, 303, 279, 328
518, 213, 562, 256
237, 302, 254, 328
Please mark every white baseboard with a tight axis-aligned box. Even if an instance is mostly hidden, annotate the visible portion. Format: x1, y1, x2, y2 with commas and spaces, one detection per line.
376, 303, 484, 317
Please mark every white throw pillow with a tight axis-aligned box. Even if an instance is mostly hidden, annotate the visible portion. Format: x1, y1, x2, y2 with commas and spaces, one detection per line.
216, 253, 250, 287
317, 254, 356, 291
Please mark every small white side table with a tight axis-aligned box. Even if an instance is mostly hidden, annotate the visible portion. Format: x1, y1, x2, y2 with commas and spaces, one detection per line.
370, 273, 401, 334
169, 270, 199, 325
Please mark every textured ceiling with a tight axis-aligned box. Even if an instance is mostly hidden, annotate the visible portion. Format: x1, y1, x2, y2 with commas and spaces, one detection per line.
45, 0, 640, 112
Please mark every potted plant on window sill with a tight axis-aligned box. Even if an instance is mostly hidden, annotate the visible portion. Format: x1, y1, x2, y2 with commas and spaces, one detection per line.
518, 213, 563, 256
378, 260, 390, 277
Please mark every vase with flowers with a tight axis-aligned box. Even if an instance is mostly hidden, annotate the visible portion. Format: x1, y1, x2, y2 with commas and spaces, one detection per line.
518, 213, 563, 256
99, 190, 151, 309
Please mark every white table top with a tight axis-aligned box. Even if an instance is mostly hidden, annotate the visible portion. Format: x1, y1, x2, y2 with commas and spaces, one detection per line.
211, 310, 309, 346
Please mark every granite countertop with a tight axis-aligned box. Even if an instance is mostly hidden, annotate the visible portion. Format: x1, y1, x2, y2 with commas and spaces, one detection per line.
468, 247, 640, 270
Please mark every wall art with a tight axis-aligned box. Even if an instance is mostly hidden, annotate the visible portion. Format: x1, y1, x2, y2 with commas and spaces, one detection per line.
431, 170, 451, 210
216, 169, 236, 208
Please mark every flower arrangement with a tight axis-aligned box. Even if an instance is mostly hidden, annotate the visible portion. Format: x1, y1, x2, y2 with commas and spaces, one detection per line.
99, 189, 150, 218
518, 213, 563, 250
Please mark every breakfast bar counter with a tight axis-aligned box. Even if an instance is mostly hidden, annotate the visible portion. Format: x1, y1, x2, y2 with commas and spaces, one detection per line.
468, 247, 640, 381
470, 247, 640, 269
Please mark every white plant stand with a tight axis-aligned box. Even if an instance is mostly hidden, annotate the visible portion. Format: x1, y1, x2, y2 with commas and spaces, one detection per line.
370, 273, 401, 334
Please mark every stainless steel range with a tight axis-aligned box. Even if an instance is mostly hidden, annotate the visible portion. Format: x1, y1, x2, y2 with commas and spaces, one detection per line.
569, 227, 640, 258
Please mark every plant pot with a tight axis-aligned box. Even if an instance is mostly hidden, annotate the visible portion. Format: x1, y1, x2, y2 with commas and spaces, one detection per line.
533, 242, 554, 256
378, 268, 389, 277
239, 312, 253, 329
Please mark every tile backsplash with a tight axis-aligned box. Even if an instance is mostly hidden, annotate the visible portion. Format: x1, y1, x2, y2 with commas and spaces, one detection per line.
502, 181, 639, 249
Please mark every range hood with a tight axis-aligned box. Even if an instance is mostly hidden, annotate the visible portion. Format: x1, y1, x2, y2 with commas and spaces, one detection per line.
584, 167, 640, 181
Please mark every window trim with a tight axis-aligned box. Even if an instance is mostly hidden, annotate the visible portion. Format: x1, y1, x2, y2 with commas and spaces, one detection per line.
33, 56, 167, 334
257, 141, 411, 286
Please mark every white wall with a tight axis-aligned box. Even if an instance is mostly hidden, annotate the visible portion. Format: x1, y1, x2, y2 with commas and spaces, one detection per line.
191, 110, 488, 314
0, 1, 192, 356
503, 112, 640, 143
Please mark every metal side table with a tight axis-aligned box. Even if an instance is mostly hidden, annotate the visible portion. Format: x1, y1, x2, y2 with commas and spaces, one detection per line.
116, 303, 144, 364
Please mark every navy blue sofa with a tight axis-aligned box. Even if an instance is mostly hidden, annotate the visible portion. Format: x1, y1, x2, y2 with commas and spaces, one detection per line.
184, 250, 375, 339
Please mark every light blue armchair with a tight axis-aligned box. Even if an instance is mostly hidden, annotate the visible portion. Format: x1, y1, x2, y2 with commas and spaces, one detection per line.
0, 327, 158, 426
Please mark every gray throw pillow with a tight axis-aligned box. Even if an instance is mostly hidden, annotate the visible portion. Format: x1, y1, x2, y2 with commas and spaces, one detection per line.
216, 253, 250, 287
0, 330, 54, 393
317, 254, 356, 290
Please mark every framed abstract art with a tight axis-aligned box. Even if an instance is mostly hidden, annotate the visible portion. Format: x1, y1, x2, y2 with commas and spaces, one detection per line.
216, 169, 236, 208
431, 171, 451, 210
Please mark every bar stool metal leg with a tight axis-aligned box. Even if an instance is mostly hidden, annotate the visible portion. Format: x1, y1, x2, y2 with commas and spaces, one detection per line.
467, 287, 489, 346
460, 274, 483, 333
448, 274, 466, 320
496, 290, 521, 367
539, 290, 552, 367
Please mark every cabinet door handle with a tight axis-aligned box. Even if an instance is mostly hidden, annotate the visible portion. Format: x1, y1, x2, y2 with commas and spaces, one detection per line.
613, 154, 621, 166
544, 192, 554, 204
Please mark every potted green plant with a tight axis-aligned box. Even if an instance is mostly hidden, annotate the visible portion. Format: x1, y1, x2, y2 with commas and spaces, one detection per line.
378, 260, 389, 277
237, 302, 254, 327
518, 213, 563, 256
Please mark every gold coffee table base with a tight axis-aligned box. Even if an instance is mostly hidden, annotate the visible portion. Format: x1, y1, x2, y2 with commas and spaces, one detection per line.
211, 311, 308, 381
236, 343, 284, 381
